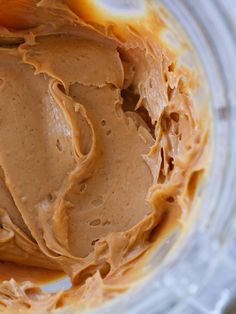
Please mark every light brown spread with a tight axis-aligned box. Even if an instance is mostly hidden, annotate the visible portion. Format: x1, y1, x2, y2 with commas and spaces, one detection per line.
0, 0, 208, 312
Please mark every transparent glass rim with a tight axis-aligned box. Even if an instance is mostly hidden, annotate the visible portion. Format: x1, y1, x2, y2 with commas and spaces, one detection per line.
69, 1, 236, 313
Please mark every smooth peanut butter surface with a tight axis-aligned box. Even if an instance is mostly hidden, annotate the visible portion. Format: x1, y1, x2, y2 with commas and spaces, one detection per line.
0, 0, 208, 312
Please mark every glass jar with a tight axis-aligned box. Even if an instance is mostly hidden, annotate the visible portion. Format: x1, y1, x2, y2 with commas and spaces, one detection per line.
44, 1, 236, 313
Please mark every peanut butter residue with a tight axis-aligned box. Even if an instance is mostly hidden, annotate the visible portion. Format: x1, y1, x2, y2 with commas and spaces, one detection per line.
0, 0, 208, 312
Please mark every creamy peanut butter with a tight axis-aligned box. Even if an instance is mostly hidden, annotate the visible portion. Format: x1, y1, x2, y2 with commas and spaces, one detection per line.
0, 0, 208, 312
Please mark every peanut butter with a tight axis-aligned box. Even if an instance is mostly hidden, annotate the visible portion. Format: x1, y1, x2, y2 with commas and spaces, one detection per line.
0, 0, 208, 312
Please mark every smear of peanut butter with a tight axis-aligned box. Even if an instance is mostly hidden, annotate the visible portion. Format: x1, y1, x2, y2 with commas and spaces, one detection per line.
0, 0, 208, 312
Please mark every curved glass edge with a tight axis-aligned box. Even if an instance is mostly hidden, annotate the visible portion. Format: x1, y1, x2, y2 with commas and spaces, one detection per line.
119, 0, 236, 313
